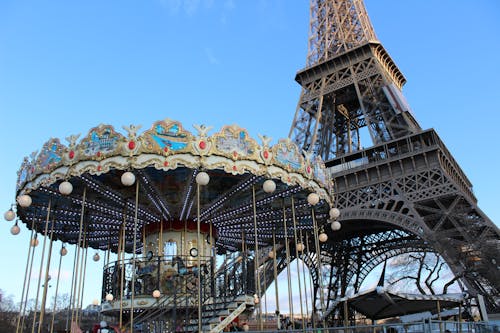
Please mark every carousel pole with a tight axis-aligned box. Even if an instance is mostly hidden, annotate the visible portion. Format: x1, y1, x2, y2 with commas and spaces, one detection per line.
311, 206, 326, 328
76, 235, 88, 326
49, 244, 66, 333
263, 265, 268, 325
119, 219, 126, 329
241, 229, 246, 298
252, 185, 263, 331
282, 202, 295, 327
129, 180, 140, 331
70, 188, 87, 329
31, 200, 52, 333
16, 220, 36, 333
37, 217, 55, 333
271, 230, 281, 330
305, 233, 315, 329
300, 229, 310, 327
291, 196, 306, 330
20, 229, 38, 333
74, 231, 86, 326
66, 239, 78, 331
196, 181, 202, 333
142, 225, 146, 259
106, 237, 111, 266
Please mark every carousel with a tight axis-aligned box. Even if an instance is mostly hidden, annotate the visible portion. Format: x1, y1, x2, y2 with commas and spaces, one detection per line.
6, 119, 341, 332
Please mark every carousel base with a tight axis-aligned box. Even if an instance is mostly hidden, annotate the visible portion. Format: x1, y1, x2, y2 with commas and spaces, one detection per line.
101, 294, 255, 333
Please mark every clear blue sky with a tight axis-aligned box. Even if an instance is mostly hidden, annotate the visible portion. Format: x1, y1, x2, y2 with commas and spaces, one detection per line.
1, 0, 499, 310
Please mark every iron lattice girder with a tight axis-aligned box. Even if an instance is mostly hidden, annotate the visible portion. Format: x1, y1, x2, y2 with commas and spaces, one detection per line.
288, 0, 499, 315
307, 0, 377, 67
323, 130, 500, 310
290, 42, 419, 161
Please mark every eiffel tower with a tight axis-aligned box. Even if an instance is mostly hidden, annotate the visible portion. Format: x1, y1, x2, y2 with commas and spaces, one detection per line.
289, 0, 500, 314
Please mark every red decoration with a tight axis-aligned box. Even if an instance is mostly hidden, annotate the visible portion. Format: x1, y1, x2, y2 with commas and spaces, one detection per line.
263, 150, 269, 159
96, 151, 101, 158
164, 161, 169, 167
163, 147, 169, 153
232, 165, 237, 171
307, 166, 311, 173
97, 165, 102, 171
199, 141, 206, 150
69, 151, 75, 159
128, 141, 136, 150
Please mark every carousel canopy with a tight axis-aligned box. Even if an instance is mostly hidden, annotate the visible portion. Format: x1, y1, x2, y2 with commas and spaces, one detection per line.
14, 119, 333, 253
337, 287, 464, 320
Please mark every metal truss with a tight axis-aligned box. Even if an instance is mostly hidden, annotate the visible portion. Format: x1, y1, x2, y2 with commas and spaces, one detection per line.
288, 0, 500, 314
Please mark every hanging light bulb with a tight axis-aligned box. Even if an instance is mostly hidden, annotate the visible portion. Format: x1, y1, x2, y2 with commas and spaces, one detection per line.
10, 221, 20, 235
93, 253, 100, 262
105, 293, 114, 302
152, 290, 161, 298
121, 171, 136, 186
262, 179, 276, 193
60, 246, 68, 256
17, 194, 32, 208
4, 208, 15, 221
307, 193, 320, 206
329, 207, 340, 220
59, 181, 73, 195
195, 171, 210, 185
318, 232, 328, 243
331, 220, 341, 231
296, 242, 305, 252
92, 299, 99, 306
31, 237, 39, 247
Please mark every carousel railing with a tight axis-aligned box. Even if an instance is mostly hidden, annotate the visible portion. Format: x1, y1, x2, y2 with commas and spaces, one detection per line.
102, 254, 212, 301
181, 251, 256, 331
109, 252, 255, 331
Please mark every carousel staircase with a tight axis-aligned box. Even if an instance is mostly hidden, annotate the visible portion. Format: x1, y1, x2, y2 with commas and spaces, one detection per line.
183, 294, 255, 333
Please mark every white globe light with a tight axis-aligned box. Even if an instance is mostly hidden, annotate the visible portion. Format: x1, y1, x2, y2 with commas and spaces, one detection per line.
329, 207, 340, 220
152, 289, 161, 298
92, 299, 99, 306
296, 242, 305, 252
242, 324, 250, 332
59, 181, 73, 195
319, 233, 328, 243
121, 172, 136, 186
4, 209, 15, 221
307, 193, 320, 206
93, 253, 100, 262
254, 296, 260, 304
10, 224, 21, 235
31, 237, 39, 247
331, 221, 341, 231
262, 179, 276, 194
268, 250, 275, 259
60, 247, 68, 256
195, 171, 210, 186
17, 194, 32, 208
105, 293, 114, 302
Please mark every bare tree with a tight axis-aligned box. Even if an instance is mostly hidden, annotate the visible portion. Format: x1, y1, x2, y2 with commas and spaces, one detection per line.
386, 251, 461, 295
0, 289, 17, 333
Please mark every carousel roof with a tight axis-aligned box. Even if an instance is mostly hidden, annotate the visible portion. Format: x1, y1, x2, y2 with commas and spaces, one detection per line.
14, 119, 333, 253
